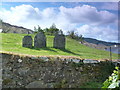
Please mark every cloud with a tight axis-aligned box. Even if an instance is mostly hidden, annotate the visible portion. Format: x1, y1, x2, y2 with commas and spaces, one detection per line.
101, 2, 118, 11
0, 4, 118, 42
2, 0, 119, 2
0, 4, 74, 31
76, 25, 118, 42
1, 4, 41, 23
59, 5, 117, 25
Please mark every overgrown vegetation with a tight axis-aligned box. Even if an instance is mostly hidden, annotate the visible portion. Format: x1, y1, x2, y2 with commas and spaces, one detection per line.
34, 24, 84, 43
67, 30, 84, 43
102, 66, 120, 89
34, 23, 60, 35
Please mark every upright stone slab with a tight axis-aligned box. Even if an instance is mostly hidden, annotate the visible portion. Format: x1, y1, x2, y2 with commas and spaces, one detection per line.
34, 32, 46, 48
53, 33, 65, 49
22, 35, 32, 48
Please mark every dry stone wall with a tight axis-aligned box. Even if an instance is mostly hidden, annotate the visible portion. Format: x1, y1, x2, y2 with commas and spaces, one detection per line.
2, 53, 116, 88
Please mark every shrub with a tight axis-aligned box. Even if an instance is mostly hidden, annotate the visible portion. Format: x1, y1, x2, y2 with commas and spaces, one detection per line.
102, 66, 120, 88
67, 30, 84, 43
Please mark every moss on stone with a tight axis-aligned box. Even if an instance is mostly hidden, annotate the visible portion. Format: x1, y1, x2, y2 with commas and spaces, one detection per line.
3, 78, 12, 85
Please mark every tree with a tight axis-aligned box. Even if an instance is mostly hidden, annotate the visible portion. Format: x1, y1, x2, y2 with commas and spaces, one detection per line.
34, 25, 44, 33
43, 28, 50, 35
34, 26, 37, 33
48, 23, 59, 35
38, 25, 43, 33
50, 23, 56, 29
67, 30, 84, 43
67, 30, 77, 39
79, 35, 84, 44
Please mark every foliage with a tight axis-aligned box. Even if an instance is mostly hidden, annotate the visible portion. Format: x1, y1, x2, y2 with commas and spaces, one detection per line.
34, 23, 60, 35
46, 23, 59, 35
34, 25, 44, 33
38, 25, 43, 32
43, 28, 49, 33
102, 66, 120, 89
67, 30, 84, 43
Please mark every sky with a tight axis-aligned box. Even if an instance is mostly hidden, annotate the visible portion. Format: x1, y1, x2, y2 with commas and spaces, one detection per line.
0, 2, 119, 43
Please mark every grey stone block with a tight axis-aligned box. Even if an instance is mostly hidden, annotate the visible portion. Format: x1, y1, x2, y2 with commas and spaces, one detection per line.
22, 35, 32, 48
34, 32, 46, 48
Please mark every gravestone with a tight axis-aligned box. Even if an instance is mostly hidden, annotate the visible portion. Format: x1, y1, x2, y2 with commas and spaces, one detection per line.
53, 33, 65, 49
34, 32, 46, 48
22, 35, 32, 48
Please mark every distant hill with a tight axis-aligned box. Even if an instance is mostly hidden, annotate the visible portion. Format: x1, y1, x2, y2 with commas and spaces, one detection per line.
83, 38, 120, 46
0, 22, 34, 34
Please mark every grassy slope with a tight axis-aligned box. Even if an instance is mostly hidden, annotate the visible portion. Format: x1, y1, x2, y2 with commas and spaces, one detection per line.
0, 33, 118, 60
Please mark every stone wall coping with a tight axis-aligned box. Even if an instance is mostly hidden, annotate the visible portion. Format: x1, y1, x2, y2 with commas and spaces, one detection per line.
1, 51, 119, 63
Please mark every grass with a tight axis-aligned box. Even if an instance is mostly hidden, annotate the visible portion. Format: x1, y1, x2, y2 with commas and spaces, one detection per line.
0, 33, 119, 60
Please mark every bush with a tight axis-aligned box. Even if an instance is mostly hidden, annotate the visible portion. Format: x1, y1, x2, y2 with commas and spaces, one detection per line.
47, 23, 59, 35
34, 23, 61, 35
102, 66, 120, 88
34, 25, 44, 33
67, 30, 84, 43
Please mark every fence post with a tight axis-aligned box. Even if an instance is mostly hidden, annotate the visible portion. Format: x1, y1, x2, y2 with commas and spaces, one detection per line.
110, 46, 112, 62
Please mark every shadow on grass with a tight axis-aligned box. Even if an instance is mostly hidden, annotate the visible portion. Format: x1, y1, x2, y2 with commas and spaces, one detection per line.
29, 46, 57, 52
55, 48, 81, 56
27, 46, 81, 56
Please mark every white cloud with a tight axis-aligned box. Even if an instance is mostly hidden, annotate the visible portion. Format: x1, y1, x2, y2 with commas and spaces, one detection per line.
0, 4, 42, 29
77, 25, 118, 42
101, 2, 118, 10
59, 5, 116, 25
0, 4, 118, 42
42, 8, 56, 18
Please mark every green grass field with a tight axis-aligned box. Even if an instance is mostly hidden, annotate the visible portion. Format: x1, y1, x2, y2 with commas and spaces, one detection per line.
0, 33, 118, 60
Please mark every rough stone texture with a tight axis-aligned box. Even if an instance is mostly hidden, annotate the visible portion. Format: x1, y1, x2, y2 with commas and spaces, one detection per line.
0, 53, 2, 89
25, 81, 46, 88
83, 59, 99, 63
53, 34, 65, 49
2, 53, 117, 88
22, 35, 32, 48
34, 32, 46, 48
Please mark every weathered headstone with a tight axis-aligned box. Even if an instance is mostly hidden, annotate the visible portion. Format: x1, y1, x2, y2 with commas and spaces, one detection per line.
34, 32, 46, 48
53, 33, 65, 49
22, 35, 32, 48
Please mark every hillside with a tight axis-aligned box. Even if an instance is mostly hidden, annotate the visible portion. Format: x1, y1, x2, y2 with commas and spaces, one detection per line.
83, 38, 120, 46
0, 22, 34, 34
1, 22, 119, 46
0, 33, 119, 60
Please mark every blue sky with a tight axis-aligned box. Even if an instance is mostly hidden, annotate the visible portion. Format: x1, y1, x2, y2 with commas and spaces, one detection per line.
0, 2, 118, 42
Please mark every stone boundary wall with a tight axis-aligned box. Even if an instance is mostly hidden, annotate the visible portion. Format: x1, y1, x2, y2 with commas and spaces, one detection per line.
1, 53, 117, 88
